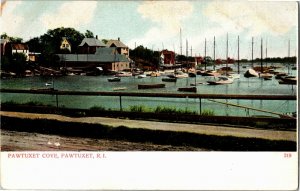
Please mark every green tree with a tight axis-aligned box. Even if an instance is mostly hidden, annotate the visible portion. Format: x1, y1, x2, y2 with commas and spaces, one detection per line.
1, 33, 23, 43
85, 30, 94, 38
40, 27, 85, 54
10, 53, 27, 75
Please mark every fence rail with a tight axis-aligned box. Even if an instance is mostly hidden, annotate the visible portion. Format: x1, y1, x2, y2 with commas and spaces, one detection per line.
0, 88, 296, 100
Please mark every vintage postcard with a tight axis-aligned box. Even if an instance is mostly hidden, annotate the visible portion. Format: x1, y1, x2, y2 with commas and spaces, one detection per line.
0, 0, 298, 190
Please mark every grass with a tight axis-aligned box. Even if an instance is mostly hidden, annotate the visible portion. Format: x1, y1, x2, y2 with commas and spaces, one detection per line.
200, 109, 215, 116
2, 101, 215, 116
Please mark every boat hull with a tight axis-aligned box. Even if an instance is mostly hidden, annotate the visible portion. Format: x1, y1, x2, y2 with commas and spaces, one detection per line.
138, 84, 166, 89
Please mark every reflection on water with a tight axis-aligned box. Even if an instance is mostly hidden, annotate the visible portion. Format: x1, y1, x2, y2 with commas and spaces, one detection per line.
1, 63, 297, 117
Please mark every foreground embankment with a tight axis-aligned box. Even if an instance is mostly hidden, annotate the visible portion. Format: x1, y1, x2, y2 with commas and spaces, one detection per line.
0, 111, 296, 151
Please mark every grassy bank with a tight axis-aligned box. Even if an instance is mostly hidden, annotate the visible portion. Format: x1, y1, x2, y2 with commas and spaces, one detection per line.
1, 102, 296, 130
1, 115, 296, 151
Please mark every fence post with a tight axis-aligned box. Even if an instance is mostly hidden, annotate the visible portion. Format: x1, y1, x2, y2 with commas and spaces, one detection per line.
56, 93, 59, 109
199, 98, 202, 115
119, 96, 122, 111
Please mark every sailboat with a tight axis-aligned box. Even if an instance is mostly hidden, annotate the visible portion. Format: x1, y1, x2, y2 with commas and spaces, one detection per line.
257, 38, 273, 80
244, 37, 259, 78
201, 37, 220, 77
278, 39, 297, 85
224, 34, 240, 79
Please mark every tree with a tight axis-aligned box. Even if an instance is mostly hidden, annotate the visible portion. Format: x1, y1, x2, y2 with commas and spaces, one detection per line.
10, 53, 27, 76
85, 30, 94, 38
26, 37, 42, 53
1, 33, 23, 43
102, 39, 108, 44
39, 27, 85, 54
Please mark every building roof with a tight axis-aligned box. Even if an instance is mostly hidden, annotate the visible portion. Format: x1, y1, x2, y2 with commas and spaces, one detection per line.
11, 43, 29, 50
106, 39, 127, 48
57, 47, 129, 63
61, 37, 71, 44
79, 38, 106, 47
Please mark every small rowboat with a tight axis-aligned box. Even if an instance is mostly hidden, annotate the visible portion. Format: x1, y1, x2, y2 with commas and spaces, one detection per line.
138, 84, 165, 89
108, 77, 121, 82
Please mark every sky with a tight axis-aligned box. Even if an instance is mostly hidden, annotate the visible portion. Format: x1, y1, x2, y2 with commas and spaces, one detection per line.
0, 0, 298, 59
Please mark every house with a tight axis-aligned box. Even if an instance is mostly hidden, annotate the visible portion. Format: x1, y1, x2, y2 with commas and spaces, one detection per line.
160, 50, 175, 65
28, 52, 41, 62
106, 38, 129, 57
4, 42, 29, 60
57, 47, 130, 71
78, 36, 106, 54
60, 37, 71, 53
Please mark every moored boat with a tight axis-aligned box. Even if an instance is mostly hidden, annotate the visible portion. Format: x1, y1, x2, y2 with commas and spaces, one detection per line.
150, 71, 161, 77
244, 69, 259, 78
174, 71, 188, 78
177, 87, 197, 92
259, 73, 273, 79
115, 72, 132, 77
108, 77, 121, 82
113, 87, 127, 91
207, 76, 233, 85
138, 83, 165, 89
137, 74, 147, 78
162, 77, 177, 82
278, 76, 297, 85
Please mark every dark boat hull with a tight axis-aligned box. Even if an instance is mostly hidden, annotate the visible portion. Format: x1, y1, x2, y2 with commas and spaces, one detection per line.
138, 84, 166, 89
177, 87, 197, 92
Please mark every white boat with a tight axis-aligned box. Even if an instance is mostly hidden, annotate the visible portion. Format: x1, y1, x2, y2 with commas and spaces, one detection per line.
108, 77, 121, 82
244, 69, 259, 78
174, 71, 188, 78
137, 74, 147, 78
115, 72, 132, 77
228, 73, 240, 79
259, 73, 273, 79
201, 70, 221, 77
113, 87, 127, 91
150, 71, 161, 77
45, 82, 52, 86
207, 76, 234, 85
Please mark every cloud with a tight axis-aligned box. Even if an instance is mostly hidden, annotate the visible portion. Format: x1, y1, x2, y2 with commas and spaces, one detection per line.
203, 1, 297, 37
0, 1, 24, 36
40, 1, 97, 30
138, 1, 193, 34
129, 1, 193, 49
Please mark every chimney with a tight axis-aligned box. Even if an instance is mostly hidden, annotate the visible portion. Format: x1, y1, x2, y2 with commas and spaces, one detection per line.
118, 37, 120, 41
96, 35, 98, 39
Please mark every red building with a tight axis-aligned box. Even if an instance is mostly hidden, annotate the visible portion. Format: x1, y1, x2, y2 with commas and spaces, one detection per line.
160, 50, 175, 65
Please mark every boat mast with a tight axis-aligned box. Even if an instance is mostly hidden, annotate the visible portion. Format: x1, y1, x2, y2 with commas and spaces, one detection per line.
186, 39, 188, 67
204, 38, 207, 70
213, 36, 216, 70
288, 39, 290, 74
180, 28, 182, 56
251, 37, 254, 68
238, 35, 240, 74
260, 38, 263, 73
226, 33, 228, 75
265, 38, 267, 68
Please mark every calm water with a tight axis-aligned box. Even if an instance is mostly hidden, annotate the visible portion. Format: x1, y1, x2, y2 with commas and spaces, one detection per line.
1, 63, 297, 117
